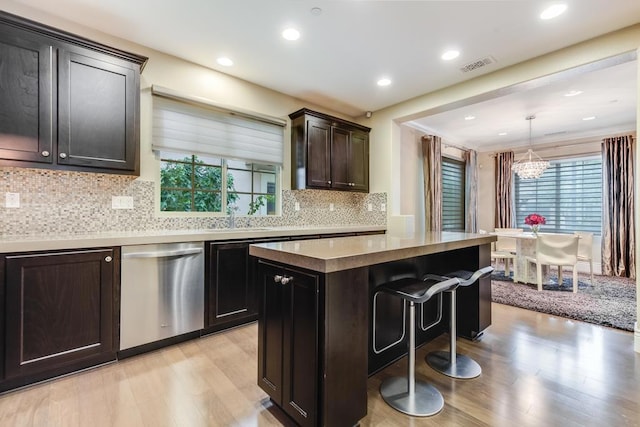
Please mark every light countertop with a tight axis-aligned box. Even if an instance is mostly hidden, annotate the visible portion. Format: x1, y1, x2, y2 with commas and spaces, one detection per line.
0, 225, 386, 253
249, 231, 496, 273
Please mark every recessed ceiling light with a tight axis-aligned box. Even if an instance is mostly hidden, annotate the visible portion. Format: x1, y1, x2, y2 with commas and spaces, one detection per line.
582, 116, 596, 121
564, 90, 583, 97
441, 50, 460, 61
498, 132, 508, 136
216, 57, 233, 67
464, 115, 475, 121
282, 28, 301, 41
540, 4, 567, 20
377, 78, 391, 87
310, 7, 322, 16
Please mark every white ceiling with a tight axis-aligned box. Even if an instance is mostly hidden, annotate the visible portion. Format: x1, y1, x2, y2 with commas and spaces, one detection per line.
9, 0, 640, 150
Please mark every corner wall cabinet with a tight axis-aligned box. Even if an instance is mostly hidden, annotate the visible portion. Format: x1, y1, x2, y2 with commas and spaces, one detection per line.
0, 12, 147, 175
290, 108, 370, 192
0, 247, 119, 392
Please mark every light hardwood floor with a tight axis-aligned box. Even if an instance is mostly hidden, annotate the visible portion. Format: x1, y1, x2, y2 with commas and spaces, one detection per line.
1, 303, 639, 427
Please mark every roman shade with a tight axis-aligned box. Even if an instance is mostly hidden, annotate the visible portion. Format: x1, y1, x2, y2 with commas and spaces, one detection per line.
151, 86, 285, 165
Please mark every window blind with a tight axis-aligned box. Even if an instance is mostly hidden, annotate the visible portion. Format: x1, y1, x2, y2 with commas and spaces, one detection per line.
151, 86, 285, 165
442, 157, 465, 232
514, 156, 602, 234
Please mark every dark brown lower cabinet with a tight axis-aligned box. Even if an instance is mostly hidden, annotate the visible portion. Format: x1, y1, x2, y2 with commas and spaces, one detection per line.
257, 260, 368, 427
1, 248, 118, 390
258, 261, 319, 427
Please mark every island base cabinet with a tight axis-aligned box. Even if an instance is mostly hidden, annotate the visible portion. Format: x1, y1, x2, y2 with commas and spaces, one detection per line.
1, 248, 117, 391
258, 261, 318, 427
257, 260, 368, 427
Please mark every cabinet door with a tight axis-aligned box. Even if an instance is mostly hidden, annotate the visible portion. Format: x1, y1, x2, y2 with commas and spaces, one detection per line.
282, 267, 319, 427
330, 126, 351, 190
57, 47, 137, 172
207, 241, 254, 329
4, 249, 116, 379
306, 118, 332, 189
349, 130, 369, 192
0, 26, 54, 164
257, 262, 284, 405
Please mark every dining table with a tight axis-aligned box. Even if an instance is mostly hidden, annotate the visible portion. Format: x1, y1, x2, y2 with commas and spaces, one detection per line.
491, 230, 551, 284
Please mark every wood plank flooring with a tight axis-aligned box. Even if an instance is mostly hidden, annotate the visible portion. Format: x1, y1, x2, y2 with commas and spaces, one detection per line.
1, 302, 638, 426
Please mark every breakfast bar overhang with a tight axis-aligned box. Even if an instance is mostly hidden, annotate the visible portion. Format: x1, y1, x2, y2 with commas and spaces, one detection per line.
249, 231, 496, 426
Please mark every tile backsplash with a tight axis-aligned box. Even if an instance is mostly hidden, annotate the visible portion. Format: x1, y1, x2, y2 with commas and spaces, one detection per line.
1, 168, 386, 236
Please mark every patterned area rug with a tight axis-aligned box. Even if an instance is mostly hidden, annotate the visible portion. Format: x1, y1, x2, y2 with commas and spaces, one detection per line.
491, 270, 637, 332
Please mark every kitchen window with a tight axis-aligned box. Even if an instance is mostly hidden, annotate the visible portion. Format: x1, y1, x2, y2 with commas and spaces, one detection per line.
159, 154, 278, 214
514, 155, 602, 234
152, 86, 284, 216
442, 156, 466, 231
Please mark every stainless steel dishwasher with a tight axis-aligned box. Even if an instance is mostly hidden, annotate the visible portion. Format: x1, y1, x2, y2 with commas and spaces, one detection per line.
120, 242, 204, 350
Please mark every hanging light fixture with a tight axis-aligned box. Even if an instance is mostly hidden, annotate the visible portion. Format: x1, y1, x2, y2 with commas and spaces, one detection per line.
511, 115, 549, 179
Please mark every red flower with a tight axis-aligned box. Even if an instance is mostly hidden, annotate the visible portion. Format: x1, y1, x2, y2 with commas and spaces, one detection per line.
524, 213, 546, 226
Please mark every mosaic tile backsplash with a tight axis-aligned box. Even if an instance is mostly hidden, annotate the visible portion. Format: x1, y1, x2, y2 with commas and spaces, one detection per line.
0, 168, 386, 236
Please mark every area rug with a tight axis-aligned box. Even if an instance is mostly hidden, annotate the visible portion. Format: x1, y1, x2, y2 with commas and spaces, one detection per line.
491, 269, 637, 332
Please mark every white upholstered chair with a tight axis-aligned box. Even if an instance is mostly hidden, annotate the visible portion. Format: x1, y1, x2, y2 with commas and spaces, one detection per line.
491, 228, 522, 278
574, 231, 594, 284
524, 234, 580, 292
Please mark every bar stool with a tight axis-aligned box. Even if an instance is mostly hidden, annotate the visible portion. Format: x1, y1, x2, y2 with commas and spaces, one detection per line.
377, 274, 461, 417
426, 266, 494, 379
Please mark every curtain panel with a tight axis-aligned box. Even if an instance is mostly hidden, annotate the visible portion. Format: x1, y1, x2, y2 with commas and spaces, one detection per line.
464, 149, 478, 233
602, 135, 635, 278
422, 135, 442, 231
495, 151, 515, 229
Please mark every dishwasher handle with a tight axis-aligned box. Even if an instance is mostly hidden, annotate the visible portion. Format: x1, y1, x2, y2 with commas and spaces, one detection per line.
122, 247, 204, 259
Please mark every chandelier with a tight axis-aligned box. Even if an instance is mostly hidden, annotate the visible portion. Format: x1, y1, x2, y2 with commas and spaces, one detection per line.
511, 115, 549, 179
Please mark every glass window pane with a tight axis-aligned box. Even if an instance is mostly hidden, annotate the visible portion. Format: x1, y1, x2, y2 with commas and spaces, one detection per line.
194, 165, 223, 189
160, 161, 192, 189
253, 172, 276, 193
161, 189, 192, 212
193, 155, 222, 166
194, 191, 222, 212
228, 192, 251, 215
228, 169, 252, 193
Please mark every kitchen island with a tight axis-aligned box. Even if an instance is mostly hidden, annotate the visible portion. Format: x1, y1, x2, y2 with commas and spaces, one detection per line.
249, 231, 495, 427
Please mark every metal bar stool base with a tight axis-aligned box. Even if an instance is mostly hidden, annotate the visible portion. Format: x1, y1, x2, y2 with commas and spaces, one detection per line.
426, 350, 482, 379
380, 377, 444, 417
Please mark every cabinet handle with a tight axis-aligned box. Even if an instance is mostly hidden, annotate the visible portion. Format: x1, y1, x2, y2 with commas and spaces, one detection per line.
41, 151, 50, 157
274, 275, 283, 283
280, 276, 292, 285
104, 256, 112, 262
59, 152, 67, 159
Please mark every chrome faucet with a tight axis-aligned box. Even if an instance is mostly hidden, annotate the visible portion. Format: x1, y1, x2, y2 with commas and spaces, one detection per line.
227, 204, 238, 229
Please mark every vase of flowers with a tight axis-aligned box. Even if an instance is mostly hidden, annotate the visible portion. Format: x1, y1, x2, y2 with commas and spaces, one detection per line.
524, 213, 546, 235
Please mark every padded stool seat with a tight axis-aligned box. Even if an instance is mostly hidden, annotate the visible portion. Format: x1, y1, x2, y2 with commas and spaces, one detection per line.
377, 274, 460, 417
426, 266, 494, 379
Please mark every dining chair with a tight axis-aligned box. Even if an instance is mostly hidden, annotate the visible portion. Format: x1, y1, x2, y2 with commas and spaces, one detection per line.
491, 228, 522, 278
524, 234, 580, 292
574, 231, 594, 284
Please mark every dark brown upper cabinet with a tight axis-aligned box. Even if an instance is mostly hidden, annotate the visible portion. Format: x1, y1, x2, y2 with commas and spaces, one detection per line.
0, 12, 147, 175
290, 108, 370, 193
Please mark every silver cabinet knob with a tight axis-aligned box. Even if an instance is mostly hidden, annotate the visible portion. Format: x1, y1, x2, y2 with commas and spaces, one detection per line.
41, 150, 50, 157
327, 180, 332, 185
104, 256, 112, 262
280, 276, 292, 285
274, 275, 283, 283
59, 152, 67, 159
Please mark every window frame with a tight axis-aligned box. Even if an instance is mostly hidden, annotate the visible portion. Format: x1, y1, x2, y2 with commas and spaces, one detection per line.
156, 153, 281, 217
441, 155, 466, 232
513, 154, 602, 235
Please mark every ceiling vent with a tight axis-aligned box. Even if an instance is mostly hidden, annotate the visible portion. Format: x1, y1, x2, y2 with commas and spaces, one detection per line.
459, 56, 496, 73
